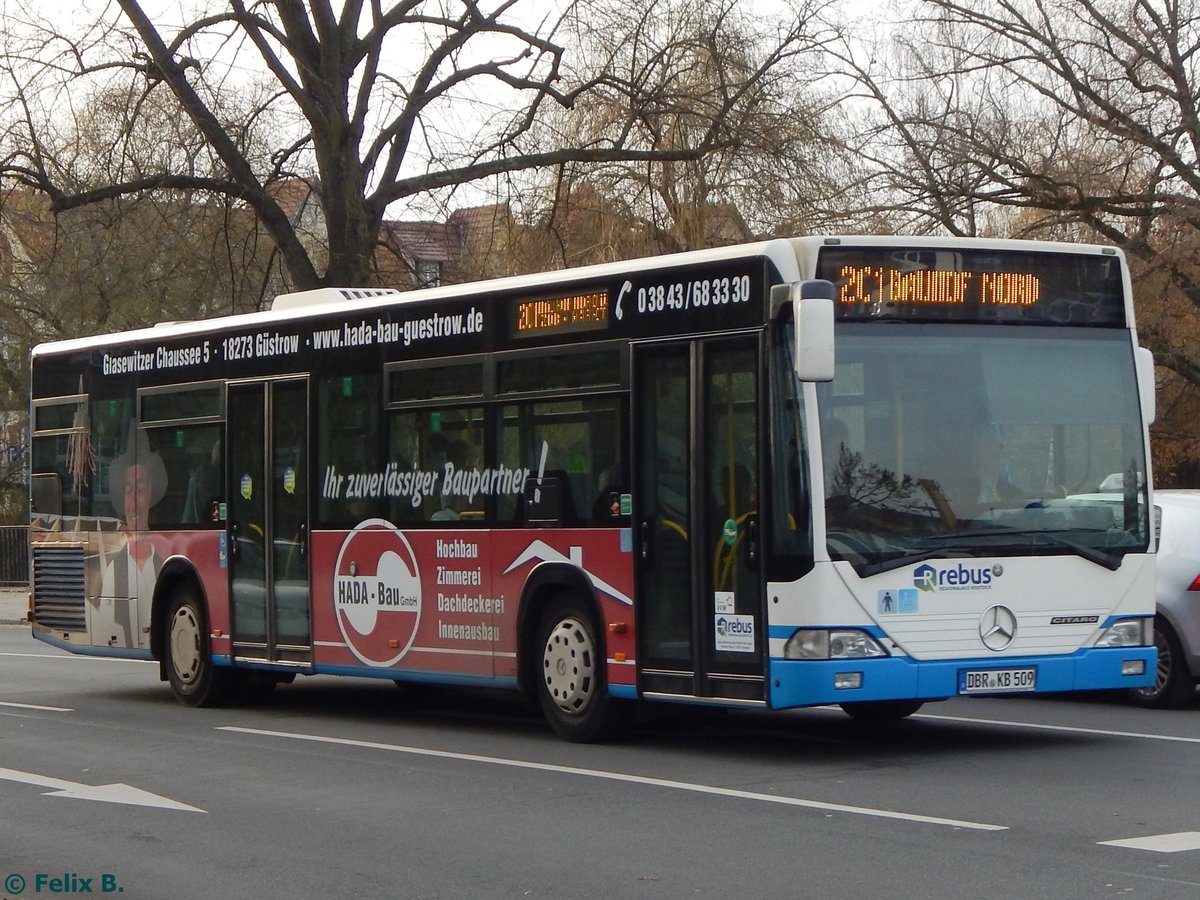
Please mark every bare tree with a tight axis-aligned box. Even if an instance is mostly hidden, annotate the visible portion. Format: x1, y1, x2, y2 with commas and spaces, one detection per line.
0, 73, 281, 391
832, 0, 1200, 386
521, 0, 848, 262
0, 0, 838, 292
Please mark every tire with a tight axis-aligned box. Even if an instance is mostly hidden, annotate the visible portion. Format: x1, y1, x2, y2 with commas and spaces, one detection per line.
839, 700, 924, 722
1129, 619, 1197, 709
535, 595, 630, 743
164, 586, 236, 708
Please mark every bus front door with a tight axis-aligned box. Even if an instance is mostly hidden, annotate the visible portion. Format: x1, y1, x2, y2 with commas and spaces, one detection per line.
633, 336, 765, 702
227, 378, 312, 664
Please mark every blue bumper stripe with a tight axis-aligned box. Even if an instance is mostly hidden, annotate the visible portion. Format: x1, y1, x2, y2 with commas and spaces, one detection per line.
768, 647, 1156, 708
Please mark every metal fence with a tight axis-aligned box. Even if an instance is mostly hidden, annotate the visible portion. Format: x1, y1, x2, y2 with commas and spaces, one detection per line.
0, 525, 29, 585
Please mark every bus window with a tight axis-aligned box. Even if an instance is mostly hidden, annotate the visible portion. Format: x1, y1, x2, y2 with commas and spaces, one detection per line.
315, 373, 381, 526
92, 398, 135, 524
145, 425, 223, 528
498, 397, 626, 526
387, 407, 485, 523
768, 322, 814, 574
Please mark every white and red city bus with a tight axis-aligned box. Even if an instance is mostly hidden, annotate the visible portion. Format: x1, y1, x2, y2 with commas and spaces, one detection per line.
29, 236, 1157, 741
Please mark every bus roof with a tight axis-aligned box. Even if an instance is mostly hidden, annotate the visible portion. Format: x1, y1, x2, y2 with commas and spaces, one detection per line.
32, 238, 804, 357
31, 234, 1124, 357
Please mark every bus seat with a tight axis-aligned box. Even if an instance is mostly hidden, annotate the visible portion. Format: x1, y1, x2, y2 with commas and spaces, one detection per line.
524, 469, 579, 526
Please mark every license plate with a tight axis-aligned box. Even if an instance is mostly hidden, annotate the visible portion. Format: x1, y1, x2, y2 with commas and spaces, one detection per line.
958, 667, 1037, 694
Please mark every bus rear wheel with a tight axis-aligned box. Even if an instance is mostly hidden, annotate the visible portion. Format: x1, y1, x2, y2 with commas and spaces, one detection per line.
165, 587, 235, 708
535, 596, 629, 743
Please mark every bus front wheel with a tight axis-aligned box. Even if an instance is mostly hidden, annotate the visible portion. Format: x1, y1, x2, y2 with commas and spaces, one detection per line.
165, 587, 234, 708
839, 700, 923, 722
535, 596, 629, 743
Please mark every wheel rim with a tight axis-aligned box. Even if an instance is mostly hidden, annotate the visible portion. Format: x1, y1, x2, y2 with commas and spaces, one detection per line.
169, 605, 203, 687
1136, 629, 1171, 699
542, 616, 596, 715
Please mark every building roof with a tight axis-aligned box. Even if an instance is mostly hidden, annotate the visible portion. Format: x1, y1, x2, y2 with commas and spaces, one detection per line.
382, 220, 464, 263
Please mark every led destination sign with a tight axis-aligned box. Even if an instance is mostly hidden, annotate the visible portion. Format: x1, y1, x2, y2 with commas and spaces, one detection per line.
513, 289, 609, 337
838, 265, 1040, 307
818, 246, 1126, 325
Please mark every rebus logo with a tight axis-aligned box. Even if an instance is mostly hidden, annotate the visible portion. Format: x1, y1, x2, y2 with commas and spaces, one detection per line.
716, 616, 754, 636
914, 564, 939, 592
913, 562, 1001, 592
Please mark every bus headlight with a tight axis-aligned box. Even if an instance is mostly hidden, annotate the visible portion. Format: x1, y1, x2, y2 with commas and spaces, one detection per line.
784, 628, 888, 660
1094, 618, 1151, 648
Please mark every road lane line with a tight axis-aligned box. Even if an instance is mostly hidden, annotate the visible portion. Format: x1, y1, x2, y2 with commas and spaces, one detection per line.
0, 701, 72, 712
1100, 832, 1200, 852
0, 651, 154, 664
218, 725, 1007, 831
913, 712, 1200, 744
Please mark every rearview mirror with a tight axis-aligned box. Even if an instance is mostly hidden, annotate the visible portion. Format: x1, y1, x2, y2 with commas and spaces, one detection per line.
794, 280, 835, 382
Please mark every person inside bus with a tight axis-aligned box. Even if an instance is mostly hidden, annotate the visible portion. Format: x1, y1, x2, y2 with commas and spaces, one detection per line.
181, 438, 221, 524
431, 435, 471, 521
101, 423, 168, 601
930, 424, 1022, 524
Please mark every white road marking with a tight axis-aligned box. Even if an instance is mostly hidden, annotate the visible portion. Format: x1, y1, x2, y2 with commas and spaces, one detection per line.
218, 725, 1006, 831
913, 712, 1200, 744
0, 701, 72, 712
918, 712, 1200, 852
0, 651, 154, 664
1100, 832, 1200, 853
0, 766, 205, 813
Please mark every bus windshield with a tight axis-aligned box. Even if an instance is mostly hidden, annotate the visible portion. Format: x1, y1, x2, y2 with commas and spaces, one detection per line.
816, 324, 1149, 574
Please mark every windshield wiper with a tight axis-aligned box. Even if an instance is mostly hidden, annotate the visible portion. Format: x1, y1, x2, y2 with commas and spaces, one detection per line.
857, 548, 976, 578
1022, 531, 1121, 570
918, 529, 1120, 570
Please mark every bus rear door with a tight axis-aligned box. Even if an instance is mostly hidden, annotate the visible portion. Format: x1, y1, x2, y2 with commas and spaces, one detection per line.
227, 378, 312, 664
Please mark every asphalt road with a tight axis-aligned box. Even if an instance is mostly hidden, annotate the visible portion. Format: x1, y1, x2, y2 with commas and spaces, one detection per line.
3, 624, 1200, 899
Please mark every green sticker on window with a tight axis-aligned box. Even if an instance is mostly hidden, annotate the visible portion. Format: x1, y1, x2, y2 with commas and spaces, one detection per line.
723, 518, 738, 545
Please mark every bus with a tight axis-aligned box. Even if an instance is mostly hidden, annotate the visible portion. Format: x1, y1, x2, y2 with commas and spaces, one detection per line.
28, 236, 1157, 741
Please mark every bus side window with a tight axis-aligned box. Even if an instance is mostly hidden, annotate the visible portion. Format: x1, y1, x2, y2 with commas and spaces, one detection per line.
315, 373, 381, 526
387, 407, 485, 524
499, 397, 626, 528
151, 425, 223, 528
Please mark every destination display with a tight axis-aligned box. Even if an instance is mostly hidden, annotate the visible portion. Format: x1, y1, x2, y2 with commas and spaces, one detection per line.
512, 289, 609, 337
817, 246, 1126, 326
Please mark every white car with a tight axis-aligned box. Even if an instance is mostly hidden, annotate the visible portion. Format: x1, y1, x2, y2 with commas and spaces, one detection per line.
1130, 490, 1200, 707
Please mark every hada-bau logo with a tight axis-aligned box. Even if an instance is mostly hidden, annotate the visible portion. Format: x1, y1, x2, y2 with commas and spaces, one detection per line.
913, 562, 1004, 592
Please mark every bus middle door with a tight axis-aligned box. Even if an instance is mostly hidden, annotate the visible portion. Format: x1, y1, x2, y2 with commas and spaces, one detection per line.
227, 378, 312, 664
633, 335, 765, 702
